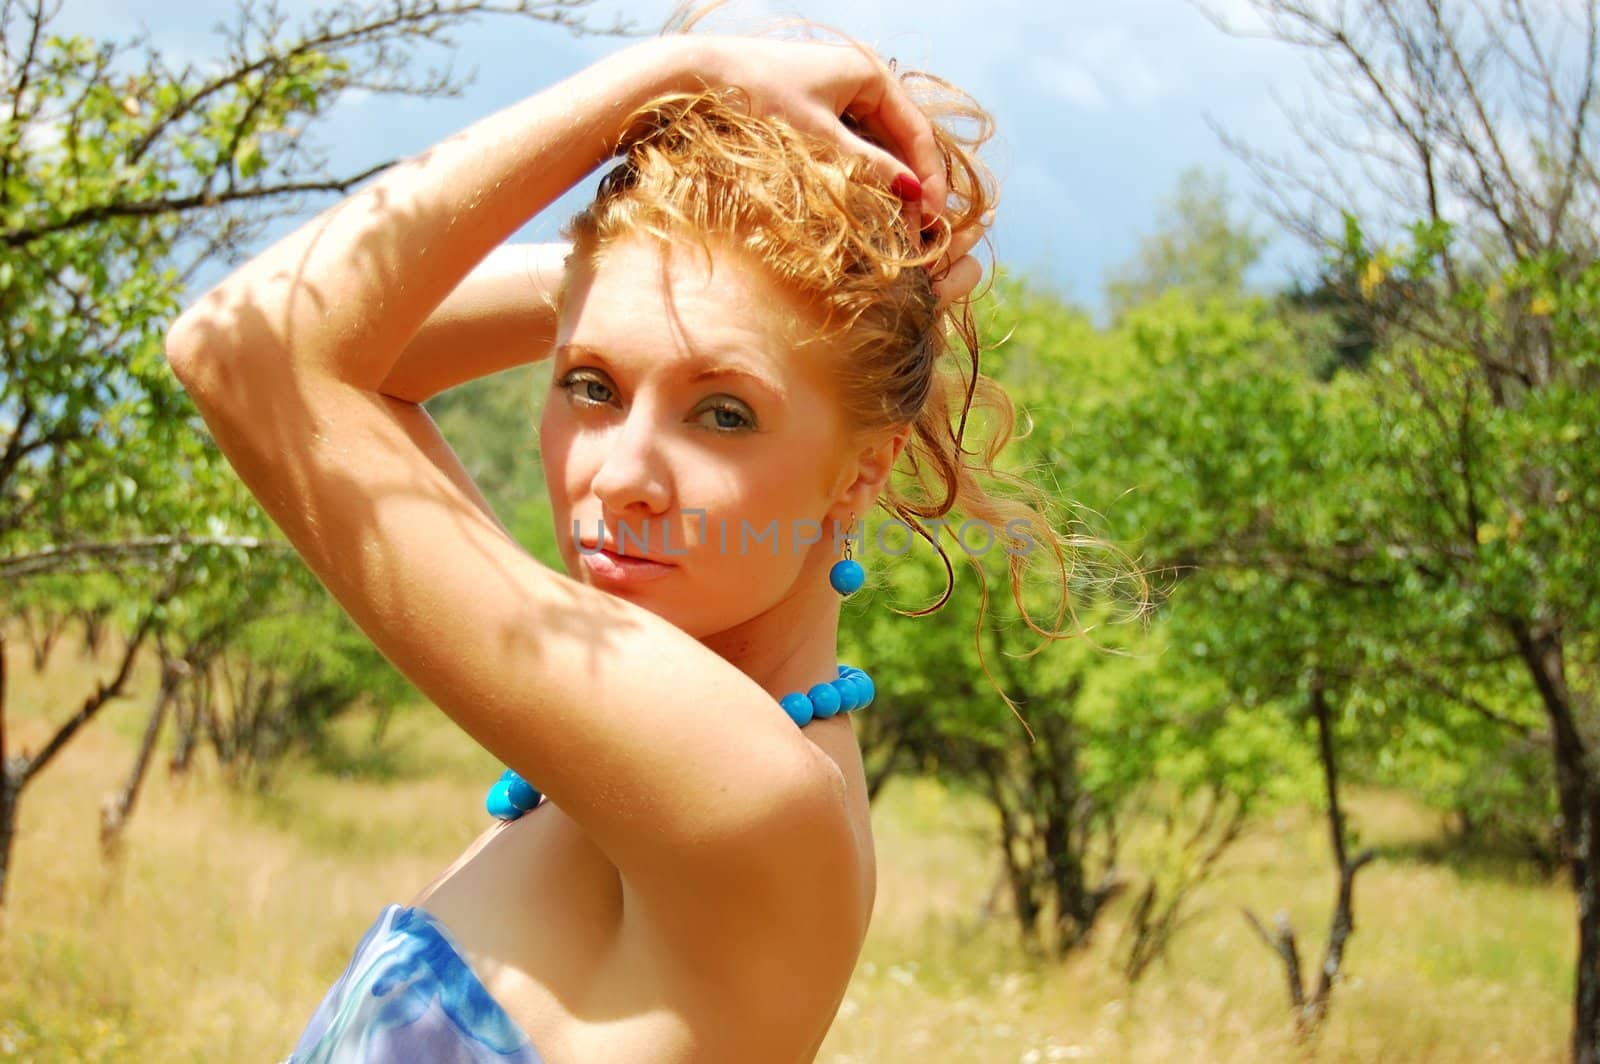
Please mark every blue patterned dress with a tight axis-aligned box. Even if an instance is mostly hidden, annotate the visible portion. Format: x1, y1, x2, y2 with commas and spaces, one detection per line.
285, 904, 545, 1063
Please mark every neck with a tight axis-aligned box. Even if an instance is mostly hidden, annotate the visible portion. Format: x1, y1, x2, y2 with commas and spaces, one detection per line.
698, 549, 849, 704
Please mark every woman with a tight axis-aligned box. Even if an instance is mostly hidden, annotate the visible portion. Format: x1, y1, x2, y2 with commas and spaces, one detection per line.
166, 15, 1072, 1064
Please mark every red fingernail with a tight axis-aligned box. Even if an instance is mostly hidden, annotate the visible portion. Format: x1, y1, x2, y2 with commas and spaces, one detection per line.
891, 173, 922, 201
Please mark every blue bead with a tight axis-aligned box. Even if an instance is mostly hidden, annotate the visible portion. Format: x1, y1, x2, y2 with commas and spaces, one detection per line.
809, 683, 842, 719
830, 677, 859, 712
505, 775, 541, 812
838, 675, 865, 710
499, 767, 519, 782
486, 780, 522, 821
837, 664, 853, 676
855, 675, 875, 708
780, 692, 815, 726
828, 559, 865, 595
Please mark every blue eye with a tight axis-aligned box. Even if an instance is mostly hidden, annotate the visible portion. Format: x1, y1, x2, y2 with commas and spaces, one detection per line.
696, 400, 756, 433
560, 372, 615, 406
560, 371, 755, 433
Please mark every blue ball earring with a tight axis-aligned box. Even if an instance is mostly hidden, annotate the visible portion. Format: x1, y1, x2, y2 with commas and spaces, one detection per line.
828, 512, 865, 596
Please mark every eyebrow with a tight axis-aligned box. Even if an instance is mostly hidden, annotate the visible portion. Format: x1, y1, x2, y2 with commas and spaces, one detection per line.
554, 344, 787, 401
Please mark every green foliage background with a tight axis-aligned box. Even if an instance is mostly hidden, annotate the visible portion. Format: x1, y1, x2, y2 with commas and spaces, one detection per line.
3, 0, 1592, 1053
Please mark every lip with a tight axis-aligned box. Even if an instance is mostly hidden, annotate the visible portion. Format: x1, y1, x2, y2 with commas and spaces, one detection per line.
578, 545, 677, 585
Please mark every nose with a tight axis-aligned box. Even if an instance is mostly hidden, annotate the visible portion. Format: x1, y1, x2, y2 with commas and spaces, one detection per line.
589, 400, 673, 517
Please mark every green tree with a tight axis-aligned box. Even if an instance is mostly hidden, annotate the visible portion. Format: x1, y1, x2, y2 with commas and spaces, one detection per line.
0, 0, 619, 907
841, 277, 1314, 967
1198, 1, 1600, 1052
1104, 166, 1267, 321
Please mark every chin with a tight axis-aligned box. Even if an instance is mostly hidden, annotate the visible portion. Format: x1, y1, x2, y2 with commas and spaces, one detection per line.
562, 551, 787, 639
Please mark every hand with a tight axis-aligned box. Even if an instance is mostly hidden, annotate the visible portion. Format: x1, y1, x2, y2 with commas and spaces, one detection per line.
931, 210, 993, 309
670, 36, 949, 228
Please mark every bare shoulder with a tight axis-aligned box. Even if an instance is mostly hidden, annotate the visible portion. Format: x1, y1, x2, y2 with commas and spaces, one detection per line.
625, 731, 872, 966
615, 717, 876, 1055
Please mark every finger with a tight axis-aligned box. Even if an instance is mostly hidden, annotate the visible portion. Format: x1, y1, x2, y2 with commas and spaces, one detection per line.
858, 96, 945, 224
946, 219, 987, 263
836, 54, 947, 224
841, 121, 926, 203
850, 114, 944, 230
801, 105, 924, 219
932, 254, 984, 309
838, 108, 924, 228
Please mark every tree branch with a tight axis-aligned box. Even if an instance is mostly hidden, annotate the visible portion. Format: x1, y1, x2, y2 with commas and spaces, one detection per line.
1310, 672, 1349, 870
2, 163, 393, 247
0, 0, 52, 211
1243, 906, 1307, 1008
1544, 0, 1599, 245
18, 559, 185, 785
1, 534, 292, 580
1422, 0, 1531, 256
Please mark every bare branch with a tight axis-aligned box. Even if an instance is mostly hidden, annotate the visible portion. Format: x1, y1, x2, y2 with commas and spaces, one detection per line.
1425, 0, 1532, 254
0, 534, 292, 580
1, 162, 392, 246
18, 558, 184, 785
1242, 906, 1308, 1008
1209, 0, 1599, 273
1547, 1, 1600, 243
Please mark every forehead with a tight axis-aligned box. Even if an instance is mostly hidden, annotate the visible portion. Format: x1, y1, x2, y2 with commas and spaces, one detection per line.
556, 235, 835, 395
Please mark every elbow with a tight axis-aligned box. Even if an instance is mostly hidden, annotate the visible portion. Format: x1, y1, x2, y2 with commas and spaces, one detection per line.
701, 755, 854, 877
768, 754, 858, 871
164, 300, 248, 395
164, 306, 210, 382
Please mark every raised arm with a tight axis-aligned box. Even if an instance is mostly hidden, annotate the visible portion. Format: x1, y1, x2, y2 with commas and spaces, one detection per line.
166, 36, 942, 394
165, 39, 699, 390
376, 243, 570, 405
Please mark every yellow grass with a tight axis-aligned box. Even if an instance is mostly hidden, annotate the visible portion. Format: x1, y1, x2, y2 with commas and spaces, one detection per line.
0, 625, 1571, 1062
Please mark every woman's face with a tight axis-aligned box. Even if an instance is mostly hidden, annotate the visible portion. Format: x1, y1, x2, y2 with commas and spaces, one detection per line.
539, 233, 857, 638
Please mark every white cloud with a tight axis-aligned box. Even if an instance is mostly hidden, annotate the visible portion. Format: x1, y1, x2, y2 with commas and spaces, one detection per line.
1080, 24, 1169, 104
1029, 22, 1170, 112
1034, 61, 1108, 111
1189, 0, 1273, 35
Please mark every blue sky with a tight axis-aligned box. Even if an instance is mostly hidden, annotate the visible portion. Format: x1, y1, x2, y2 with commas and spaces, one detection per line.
57, 0, 1317, 313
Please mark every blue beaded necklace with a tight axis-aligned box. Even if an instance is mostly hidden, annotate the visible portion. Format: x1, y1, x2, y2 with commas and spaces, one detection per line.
486, 663, 876, 821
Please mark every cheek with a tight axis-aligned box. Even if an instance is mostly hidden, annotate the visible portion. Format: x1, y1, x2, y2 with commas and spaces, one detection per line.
537, 403, 584, 495
694, 470, 824, 574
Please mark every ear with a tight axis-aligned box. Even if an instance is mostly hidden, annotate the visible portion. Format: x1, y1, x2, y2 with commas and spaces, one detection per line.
831, 425, 910, 516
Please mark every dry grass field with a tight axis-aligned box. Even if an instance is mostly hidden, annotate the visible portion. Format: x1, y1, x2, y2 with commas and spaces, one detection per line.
0, 624, 1571, 1062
